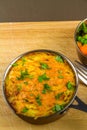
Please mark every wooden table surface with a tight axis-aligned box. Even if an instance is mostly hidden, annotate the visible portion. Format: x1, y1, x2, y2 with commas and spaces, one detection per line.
0, 21, 87, 130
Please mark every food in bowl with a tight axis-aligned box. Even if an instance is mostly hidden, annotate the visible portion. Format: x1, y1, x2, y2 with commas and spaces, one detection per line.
76, 19, 87, 55
4, 50, 77, 121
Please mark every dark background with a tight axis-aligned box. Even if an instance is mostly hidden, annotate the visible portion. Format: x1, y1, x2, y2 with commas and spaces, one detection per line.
0, 0, 87, 22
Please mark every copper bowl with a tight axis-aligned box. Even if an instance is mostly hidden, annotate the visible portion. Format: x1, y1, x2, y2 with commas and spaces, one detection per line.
2, 49, 78, 124
74, 18, 87, 66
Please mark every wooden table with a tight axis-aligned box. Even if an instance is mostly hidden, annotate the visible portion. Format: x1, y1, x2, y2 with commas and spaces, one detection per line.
0, 21, 87, 130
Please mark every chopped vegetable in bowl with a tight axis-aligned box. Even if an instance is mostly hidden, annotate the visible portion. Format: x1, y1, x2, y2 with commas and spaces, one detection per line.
76, 21, 87, 55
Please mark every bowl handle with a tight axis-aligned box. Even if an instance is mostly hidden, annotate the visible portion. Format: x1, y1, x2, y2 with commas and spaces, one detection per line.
70, 96, 87, 112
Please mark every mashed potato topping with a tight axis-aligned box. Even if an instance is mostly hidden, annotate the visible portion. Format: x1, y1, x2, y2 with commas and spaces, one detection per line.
5, 51, 76, 119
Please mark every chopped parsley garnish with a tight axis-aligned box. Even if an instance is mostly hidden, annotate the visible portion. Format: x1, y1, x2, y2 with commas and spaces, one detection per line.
42, 84, 51, 94
58, 70, 63, 74
58, 70, 64, 79
55, 92, 63, 99
17, 69, 29, 80
55, 56, 64, 63
17, 84, 22, 91
40, 62, 50, 69
58, 75, 64, 79
52, 104, 62, 112
36, 95, 42, 106
38, 73, 50, 82
44, 83, 51, 90
17, 69, 33, 80
24, 81, 29, 85
21, 107, 29, 113
30, 93, 34, 96
21, 57, 26, 66
42, 89, 47, 94
66, 81, 74, 90
28, 74, 34, 79
12, 62, 18, 67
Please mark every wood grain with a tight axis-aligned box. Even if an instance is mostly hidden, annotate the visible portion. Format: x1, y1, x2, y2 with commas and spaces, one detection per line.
0, 21, 87, 130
